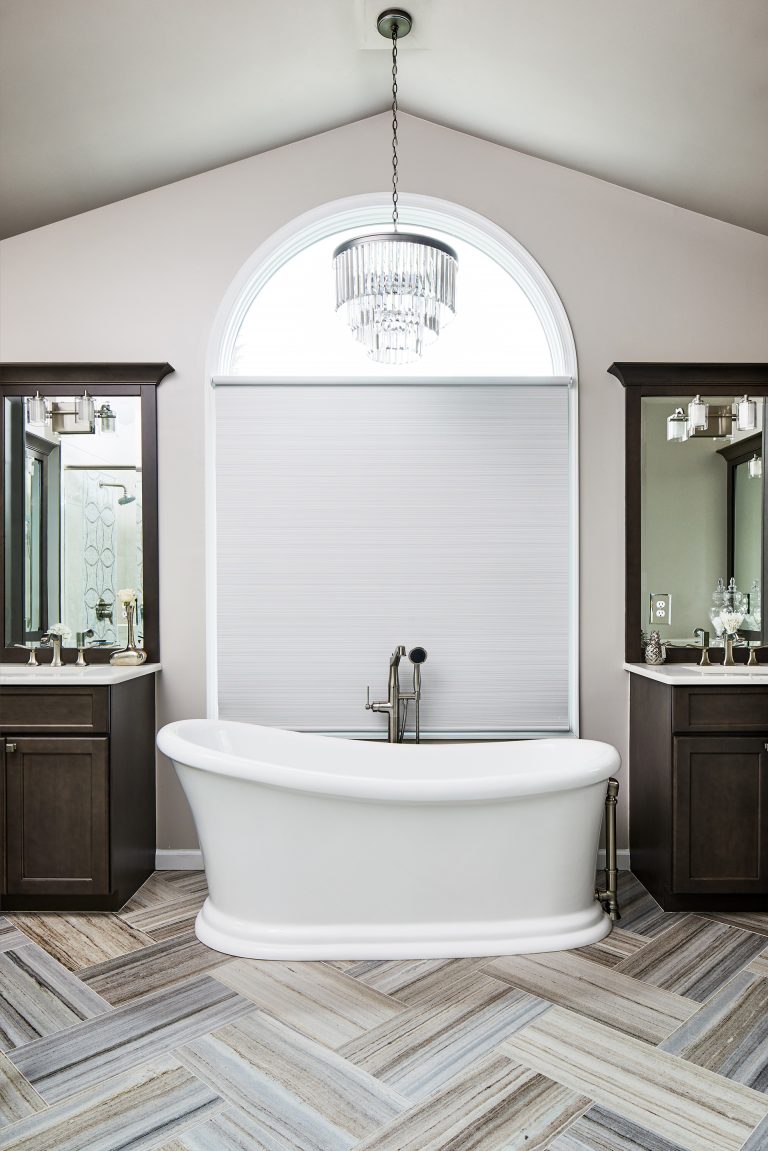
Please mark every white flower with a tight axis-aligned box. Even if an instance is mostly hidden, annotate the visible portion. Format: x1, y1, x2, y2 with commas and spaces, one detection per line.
47, 622, 71, 638
117, 587, 138, 604
718, 611, 744, 635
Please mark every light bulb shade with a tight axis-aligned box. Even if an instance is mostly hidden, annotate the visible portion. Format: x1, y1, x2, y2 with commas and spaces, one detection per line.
333, 233, 457, 364
667, 408, 688, 442
28, 392, 47, 423
688, 394, 708, 431
97, 403, 116, 432
737, 394, 757, 431
749, 454, 762, 479
77, 392, 95, 424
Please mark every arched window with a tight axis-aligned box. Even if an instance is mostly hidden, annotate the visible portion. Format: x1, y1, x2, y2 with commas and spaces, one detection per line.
210, 195, 577, 736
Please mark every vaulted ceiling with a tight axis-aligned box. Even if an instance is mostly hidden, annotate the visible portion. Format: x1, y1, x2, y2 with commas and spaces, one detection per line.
1, 0, 766, 241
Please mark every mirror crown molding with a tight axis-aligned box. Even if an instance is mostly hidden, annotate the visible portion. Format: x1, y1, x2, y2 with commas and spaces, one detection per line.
610, 362, 768, 392
0, 363, 173, 389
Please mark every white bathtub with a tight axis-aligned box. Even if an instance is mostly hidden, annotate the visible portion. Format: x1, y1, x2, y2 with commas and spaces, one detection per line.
157, 719, 620, 960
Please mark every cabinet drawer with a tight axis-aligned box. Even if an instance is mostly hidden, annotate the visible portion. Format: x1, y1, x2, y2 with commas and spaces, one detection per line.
672, 687, 768, 733
0, 687, 109, 733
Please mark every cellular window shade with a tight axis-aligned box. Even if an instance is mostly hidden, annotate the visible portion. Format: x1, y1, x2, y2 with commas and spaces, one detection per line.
215, 383, 570, 733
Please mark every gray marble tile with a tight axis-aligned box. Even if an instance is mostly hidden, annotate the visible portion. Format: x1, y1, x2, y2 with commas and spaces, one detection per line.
179, 1010, 408, 1150
613, 874, 687, 939
6, 912, 153, 970
741, 1112, 768, 1151
338, 977, 551, 1102
0, 943, 111, 1051
0, 917, 29, 954
9, 973, 252, 1104
0, 1052, 46, 1131
547, 1104, 691, 1150
485, 950, 695, 1043
502, 1005, 768, 1151
661, 971, 768, 1092
572, 928, 651, 968
353, 1053, 589, 1150
699, 911, 768, 939
80, 930, 230, 1005
122, 895, 207, 942
0, 1054, 223, 1151
342, 957, 491, 1010
212, 959, 405, 1047
616, 915, 767, 1002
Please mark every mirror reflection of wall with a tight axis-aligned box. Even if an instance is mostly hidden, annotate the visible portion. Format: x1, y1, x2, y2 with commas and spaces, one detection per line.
640, 396, 763, 643
16, 395, 143, 647
733, 458, 762, 598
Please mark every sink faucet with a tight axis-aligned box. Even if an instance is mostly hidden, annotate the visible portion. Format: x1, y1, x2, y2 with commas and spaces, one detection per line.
40, 632, 63, 667
366, 646, 427, 743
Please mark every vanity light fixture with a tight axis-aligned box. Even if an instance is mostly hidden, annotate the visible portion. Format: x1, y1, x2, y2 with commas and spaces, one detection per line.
736, 394, 757, 432
332, 8, 457, 364
77, 390, 95, 425
666, 407, 688, 442
749, 453, 762, 479
687, 394, 709, 432
27, 392, 48, 424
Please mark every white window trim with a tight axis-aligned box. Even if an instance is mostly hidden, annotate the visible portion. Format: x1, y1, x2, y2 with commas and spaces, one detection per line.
205, 194, 579, 735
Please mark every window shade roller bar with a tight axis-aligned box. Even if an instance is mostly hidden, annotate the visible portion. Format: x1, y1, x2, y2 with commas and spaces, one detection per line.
211, 375, 574, 388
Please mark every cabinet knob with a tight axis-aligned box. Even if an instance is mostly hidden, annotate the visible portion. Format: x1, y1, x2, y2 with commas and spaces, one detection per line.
5, 742, 16, 753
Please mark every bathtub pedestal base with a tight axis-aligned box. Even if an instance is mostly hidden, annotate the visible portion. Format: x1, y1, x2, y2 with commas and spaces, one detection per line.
195, 898, 611, 961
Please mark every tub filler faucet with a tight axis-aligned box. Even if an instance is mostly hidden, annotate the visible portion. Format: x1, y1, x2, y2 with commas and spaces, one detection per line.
366, 646, 427, 742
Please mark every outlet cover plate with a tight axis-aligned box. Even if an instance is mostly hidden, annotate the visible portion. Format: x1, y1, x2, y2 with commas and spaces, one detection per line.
649, 593, 671, 626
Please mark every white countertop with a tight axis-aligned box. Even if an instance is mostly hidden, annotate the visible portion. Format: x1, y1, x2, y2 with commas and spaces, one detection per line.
0, 663, 161, 685
624, 661, 768, 685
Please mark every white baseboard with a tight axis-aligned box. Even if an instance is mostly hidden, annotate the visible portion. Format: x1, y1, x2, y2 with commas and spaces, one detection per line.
155, 847, 631, 873
155, 849, 204, 870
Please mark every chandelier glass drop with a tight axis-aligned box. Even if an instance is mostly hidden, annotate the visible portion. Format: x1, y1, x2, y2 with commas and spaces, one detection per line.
333, 9, 457, 364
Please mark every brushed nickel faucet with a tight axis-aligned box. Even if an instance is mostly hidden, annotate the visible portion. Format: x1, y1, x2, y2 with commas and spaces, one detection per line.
40, 632, 63, 667
366, 646, 427, 742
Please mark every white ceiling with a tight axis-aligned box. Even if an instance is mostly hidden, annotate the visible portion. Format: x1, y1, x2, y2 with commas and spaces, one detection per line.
1, 0, 767, 241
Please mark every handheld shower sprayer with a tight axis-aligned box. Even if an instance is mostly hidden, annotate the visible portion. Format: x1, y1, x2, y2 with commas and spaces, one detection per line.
409, 647, 427, 743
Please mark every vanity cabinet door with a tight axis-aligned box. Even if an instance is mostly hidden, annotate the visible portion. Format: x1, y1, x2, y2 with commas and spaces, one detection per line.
4, 737, 109, 896
673, 736, 768, 894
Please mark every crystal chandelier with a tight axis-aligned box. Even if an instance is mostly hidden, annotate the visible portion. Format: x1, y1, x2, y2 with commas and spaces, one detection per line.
333, 8, 457, 364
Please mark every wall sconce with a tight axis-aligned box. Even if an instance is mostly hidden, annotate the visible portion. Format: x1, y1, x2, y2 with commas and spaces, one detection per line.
736, 394, 757, 432
749, 453, 762, 479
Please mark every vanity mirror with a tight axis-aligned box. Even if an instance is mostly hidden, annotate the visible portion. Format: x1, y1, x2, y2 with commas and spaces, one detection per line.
610, 363, 768, 662
1, 363, 172, 662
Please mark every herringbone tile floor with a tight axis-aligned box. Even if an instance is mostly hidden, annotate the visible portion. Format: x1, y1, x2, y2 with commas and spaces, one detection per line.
1, 872, 767, 1150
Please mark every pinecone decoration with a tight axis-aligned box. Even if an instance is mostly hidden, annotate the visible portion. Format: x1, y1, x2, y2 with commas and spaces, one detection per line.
645, 630, 664, 665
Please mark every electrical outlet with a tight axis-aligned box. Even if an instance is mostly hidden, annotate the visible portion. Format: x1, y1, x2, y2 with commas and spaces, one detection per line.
649, 593, 671, 626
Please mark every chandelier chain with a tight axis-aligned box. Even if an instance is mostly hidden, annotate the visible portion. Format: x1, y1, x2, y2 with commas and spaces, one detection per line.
391, 25, 399, 231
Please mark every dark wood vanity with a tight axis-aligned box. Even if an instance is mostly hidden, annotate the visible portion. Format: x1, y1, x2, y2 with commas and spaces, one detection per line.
0, 362, 172, 910
630, 671, 768, 910
0, 670, 158, 910
613, 362, 768, 910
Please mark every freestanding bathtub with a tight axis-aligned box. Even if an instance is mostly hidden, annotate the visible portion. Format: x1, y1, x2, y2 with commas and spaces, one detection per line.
157, 720, 620, 960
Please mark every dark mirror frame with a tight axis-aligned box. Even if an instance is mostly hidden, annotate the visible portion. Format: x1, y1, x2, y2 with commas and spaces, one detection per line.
0, 362, 173, 664
609, 362, 768, 663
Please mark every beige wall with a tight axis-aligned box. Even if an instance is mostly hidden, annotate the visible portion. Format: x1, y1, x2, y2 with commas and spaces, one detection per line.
2, 114, 768, 849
